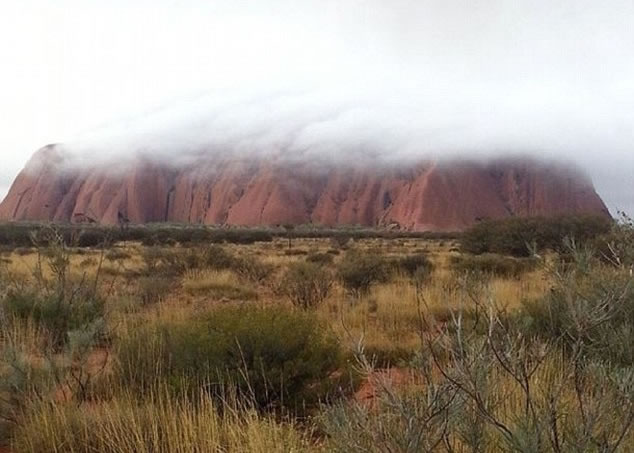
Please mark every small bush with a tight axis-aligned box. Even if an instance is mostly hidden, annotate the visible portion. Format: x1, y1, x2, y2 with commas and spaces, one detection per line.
116, 306, 344, 412
517, 262, 634, 365
76, 229, 109, 248
202, 245, 236, 270
594, 213, 634, 267
362, 344, 417, 368
461, 214, 613, 257
306, 252, 335, 265
141, 247, 206, 276
279, 262, 333, 309
232, 256, 274, 284
138, 276, 173, 305
451, 253, 537, 279
2, 291, 105, 348
337, 252, 393, 296
393, 253, 434, 279
0, 320, 58, 441
0, 223, 35, 247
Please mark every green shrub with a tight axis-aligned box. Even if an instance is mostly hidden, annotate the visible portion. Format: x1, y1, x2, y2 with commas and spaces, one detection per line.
517, 263, 634, 365
337, 252, 393, 296
0, 342, 57, 442
232, 256, 273, 284
279, 262, 333, 309
2, 291, 105, 348
0, 223, 35, 247
451, 253, 537, 279
461, 215, 613, 257
212, 229, 274, 245
594, 213, 634, 267
362, 344, 417, 368
138, 276, 173, 305
116, 306, 344, 412
76, 229, 109, 248
202, 245, 237, 270
1, 234, 107, 349
142, 246, 271, 283
122, 225, 276, 246
141, 247, 206, 276
393, 253, 434, 279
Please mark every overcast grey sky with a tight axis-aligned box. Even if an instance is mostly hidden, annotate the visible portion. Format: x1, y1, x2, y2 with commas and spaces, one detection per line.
1, 0, 633, 214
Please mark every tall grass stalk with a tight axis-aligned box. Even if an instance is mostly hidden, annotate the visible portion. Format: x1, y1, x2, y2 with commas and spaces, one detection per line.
12, 387, 317, 453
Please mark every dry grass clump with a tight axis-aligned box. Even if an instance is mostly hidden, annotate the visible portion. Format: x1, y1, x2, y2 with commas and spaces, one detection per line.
450, 253, 538, 279
115, 305, 346, 413
138, 275, 174, 305
12, 390, 317, 453
182, 269, 257, 301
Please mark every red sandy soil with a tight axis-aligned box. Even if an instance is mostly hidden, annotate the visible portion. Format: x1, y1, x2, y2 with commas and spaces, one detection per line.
355, 368, 421, 407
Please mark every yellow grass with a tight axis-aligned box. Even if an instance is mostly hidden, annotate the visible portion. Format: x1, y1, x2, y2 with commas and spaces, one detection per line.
12, 390, 318, 453
182, 269, 258, 301
1, 238, 551, 362
5, 234, 630, 451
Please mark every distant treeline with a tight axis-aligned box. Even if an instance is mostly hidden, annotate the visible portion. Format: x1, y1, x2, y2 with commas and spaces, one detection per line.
460, 214, 614, 257
0, 222, 458, 248
0, 215, 615, 252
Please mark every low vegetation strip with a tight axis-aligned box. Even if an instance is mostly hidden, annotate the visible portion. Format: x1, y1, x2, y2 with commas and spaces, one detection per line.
461, 214, 613, 256
0, 222, 459, 249
0, 214, 632, 452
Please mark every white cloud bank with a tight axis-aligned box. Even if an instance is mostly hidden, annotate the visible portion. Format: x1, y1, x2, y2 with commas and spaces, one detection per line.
0, 0, 633, 212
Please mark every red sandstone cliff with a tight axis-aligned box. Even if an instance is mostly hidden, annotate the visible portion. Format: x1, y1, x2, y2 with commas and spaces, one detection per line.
0, 145, 610, 231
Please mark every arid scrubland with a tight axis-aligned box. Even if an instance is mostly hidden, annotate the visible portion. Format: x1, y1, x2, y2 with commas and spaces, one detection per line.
0, 215, 633, 452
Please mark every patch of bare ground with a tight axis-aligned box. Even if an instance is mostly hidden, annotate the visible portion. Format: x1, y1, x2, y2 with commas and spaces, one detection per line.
354, 368, 420, 407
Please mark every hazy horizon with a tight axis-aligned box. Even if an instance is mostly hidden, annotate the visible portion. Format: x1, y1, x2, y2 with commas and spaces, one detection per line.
1, 0, 633, 215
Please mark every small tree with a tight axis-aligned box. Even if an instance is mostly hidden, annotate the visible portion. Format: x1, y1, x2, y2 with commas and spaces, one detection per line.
280, 262, 333, 309
282, 224, 295, 250
395, 253, 434, 280
337, 252, 392, 297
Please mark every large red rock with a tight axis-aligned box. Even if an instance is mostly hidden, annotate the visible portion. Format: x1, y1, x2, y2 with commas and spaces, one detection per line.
0, 145, 610, 231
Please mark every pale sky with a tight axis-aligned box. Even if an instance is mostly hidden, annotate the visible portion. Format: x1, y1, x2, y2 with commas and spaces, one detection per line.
1, 0, 633, 214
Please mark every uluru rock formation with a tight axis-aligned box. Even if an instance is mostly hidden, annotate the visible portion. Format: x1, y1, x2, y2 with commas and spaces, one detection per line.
0, 145, 610, 231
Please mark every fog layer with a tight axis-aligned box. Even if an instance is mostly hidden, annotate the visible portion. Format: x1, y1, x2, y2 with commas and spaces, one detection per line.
1, 0, 633, 213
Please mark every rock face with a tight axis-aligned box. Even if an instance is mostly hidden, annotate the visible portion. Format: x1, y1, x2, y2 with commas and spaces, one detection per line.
0, 145, 610, 231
